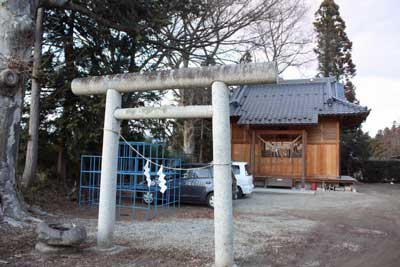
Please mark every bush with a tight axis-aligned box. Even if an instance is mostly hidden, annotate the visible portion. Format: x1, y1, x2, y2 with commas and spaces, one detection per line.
359, 160, 400, 183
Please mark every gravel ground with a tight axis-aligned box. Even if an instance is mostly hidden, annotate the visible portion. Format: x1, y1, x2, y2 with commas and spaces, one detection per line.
234, 188, 381, 213
78, 213, 315, 260
70, 184, 386, 263
1, 183, 399, 266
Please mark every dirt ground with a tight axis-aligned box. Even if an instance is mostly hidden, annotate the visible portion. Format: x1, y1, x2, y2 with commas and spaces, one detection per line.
1, 183, 400, 267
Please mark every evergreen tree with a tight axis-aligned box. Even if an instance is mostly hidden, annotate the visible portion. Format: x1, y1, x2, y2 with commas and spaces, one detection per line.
19, 2, 195, 186
340, 127, 372, 175
314, 0, 372, 178
314, 0, 357, 103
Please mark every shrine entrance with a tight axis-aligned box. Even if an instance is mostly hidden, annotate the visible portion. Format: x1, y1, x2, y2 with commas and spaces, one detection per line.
71, 62, 277, 267
253, 130, 306, 188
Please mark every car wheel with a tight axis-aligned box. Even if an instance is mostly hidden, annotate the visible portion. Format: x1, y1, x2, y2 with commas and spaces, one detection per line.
143, 192, 154, 204
207, 192, 214, 208
237, 186, 244, 198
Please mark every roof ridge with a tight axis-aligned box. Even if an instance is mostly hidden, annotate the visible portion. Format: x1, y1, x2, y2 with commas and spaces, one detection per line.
278, 77, 336, 85
331, 97, 367, 110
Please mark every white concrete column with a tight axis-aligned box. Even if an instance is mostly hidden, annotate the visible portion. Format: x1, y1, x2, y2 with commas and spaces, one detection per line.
97, 89, 121, 248
212, 81, 234, 267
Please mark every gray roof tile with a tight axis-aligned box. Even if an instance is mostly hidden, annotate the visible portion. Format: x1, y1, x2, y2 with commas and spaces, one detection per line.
230, 78, 369, 125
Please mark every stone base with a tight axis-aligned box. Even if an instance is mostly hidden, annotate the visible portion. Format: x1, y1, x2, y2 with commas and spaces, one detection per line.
87, 245, 128, 255
35, 242, 78, 254
206, 263, 238, 267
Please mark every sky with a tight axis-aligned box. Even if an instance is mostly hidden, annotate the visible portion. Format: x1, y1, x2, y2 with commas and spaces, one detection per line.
284, 0, 400, 136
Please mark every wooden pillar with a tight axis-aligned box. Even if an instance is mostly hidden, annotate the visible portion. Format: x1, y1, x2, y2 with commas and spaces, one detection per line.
250, 130, 256, 175
336, 121, 340, 177
301, 130, 307, 189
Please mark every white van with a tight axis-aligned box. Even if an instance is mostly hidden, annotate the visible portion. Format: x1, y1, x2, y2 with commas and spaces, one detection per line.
232, 162, 254, 198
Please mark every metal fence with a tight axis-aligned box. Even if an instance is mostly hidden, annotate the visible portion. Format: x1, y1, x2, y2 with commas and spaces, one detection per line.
79, 142, 182, 220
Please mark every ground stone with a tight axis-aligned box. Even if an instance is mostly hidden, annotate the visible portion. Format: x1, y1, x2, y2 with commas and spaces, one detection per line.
36, 222, 86, 246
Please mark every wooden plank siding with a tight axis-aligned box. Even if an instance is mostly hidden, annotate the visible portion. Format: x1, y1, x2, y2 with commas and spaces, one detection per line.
306, 144, 338, 177
231, 118, 340, 180
306, 118, 340, 177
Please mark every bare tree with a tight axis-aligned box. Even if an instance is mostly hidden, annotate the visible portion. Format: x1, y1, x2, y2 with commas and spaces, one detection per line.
247, 0, 312, 74
155, 0, 280, 161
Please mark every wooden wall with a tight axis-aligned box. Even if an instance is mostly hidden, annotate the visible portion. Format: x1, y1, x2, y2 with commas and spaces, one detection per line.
231, 118, 340, 179
306, 118, 340, 177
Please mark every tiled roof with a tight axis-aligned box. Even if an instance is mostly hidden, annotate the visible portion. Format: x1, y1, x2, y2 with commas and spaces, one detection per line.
230, 78, 370, 125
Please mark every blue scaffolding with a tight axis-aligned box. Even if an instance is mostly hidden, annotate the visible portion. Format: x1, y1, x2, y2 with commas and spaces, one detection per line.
79, 141, 182, 220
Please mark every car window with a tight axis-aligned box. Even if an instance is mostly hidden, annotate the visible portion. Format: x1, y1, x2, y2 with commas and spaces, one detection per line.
232, 165, 240, 175
195, 168, 211, 178
245, 164, 251, 175
184, 170, 197, 178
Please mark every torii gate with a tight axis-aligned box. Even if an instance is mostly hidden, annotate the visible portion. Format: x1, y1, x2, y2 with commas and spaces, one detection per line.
72, 62, 277, 267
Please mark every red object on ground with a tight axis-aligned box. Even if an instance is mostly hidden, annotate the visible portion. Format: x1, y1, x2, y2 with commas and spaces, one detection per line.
311, 183, 317, 191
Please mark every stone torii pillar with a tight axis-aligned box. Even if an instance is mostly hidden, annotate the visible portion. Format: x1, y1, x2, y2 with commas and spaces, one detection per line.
72, 62, 277, 267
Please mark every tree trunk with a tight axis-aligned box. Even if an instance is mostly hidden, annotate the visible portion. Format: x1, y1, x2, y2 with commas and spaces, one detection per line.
183, 117, 196, 162
0, 0, 35, 220
56, 11, 76, 184
181, 87, 196, 162
22, 8, 44, 188
56, 147, 67, 185
198, 78, 212, 162
180, 56, 197, 162
199, 119, 205, 162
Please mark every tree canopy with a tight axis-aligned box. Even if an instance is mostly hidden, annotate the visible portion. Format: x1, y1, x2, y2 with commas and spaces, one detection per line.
314, 0, 357, 103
